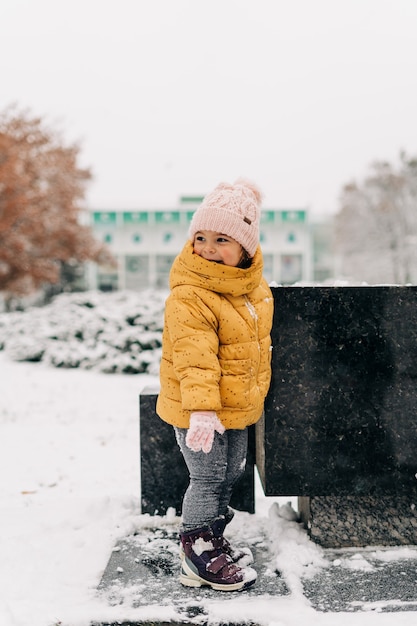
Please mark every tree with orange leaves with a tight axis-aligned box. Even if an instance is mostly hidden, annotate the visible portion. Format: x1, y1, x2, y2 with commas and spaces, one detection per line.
0, 105, 114, 300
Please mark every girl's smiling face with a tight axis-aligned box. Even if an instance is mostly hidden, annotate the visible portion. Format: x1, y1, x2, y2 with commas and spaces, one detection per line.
193, 230, 244, 267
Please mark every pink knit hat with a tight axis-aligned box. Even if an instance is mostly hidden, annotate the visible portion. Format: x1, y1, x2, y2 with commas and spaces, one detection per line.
188, 178, 262, 257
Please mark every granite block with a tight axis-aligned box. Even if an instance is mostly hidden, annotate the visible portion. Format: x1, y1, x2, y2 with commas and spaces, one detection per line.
139, 388, 255, 515
258, 286, 417, 497
139, 388, 188, 515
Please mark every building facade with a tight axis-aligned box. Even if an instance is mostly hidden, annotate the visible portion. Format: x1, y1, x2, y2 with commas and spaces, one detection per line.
88, 198, 314, 291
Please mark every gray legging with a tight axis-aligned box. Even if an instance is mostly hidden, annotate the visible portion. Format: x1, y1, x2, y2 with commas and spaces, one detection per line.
174, 426, 248, 532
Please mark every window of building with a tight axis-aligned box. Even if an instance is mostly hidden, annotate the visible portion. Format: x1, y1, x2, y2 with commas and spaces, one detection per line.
104, 234, 112, 243
133, 234, 141, 243
261, 211, 275, 223
93, 211, 117, 225
156, 255, 176, 272
263, 254, 274, 283
155, 211, 180, 223
280, 210, 306, 223
156, 254, 176, 289
97, 272, 118, 292
126, 256, 148, 273
281, 254, 302, 284
123, 211, 148, 224
125, 256, 149, 290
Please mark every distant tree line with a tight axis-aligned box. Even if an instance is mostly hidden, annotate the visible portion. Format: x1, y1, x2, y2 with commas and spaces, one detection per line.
335, 153, 417, 284
0, 105, 114, 308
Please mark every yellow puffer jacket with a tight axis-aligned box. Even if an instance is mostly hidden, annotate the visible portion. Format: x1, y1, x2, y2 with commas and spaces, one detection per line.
156, 241, 273, 430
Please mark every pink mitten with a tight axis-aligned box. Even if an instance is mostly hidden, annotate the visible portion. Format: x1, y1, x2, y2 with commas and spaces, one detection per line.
186, 411, 226, 453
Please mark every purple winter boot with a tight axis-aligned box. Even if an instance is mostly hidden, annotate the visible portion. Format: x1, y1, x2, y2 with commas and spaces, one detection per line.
179, 525, 257, 591
211, 516, 254, 567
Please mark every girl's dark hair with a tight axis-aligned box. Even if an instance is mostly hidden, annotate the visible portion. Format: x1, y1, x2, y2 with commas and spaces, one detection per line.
237, 248, 252, 269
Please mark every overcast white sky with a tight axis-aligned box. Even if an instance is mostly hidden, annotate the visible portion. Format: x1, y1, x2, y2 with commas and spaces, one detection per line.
1, 0, 417, 216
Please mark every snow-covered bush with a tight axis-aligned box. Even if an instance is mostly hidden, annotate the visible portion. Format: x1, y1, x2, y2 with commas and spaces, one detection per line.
0, 289, 167, 374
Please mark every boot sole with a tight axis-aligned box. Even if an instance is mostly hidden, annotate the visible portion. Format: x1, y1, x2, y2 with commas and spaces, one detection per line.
179, 557, 256, 592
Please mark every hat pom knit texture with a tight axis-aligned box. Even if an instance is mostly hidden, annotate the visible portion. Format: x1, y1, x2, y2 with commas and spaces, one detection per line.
188, 178, 263, 258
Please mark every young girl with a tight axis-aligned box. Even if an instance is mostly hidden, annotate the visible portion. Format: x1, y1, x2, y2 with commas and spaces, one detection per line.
156, 178, 273, 591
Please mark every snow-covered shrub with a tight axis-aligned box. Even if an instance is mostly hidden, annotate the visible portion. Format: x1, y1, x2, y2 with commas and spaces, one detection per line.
0, 289, 167, 374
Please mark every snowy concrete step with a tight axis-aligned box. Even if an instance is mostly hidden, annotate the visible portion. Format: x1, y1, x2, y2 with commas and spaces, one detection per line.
95, 521, 289, 624
94, 513, 417, 624
303, 546, 417, 613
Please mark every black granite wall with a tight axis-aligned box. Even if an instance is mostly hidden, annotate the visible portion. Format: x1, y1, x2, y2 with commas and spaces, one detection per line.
257, 286, 417, 498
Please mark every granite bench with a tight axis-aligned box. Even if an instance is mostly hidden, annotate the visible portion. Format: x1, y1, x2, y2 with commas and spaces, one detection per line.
140, 286, 417, 548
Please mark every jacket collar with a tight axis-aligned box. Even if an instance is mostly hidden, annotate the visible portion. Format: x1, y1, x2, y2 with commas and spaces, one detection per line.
170, 241, 264, 297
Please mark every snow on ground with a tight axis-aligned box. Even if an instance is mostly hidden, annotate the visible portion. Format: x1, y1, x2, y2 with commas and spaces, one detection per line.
1, 292, 417, 625
0, 352, 158, 626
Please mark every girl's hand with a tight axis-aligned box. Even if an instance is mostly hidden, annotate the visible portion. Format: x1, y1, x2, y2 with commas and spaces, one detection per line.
186, 411, 225, 453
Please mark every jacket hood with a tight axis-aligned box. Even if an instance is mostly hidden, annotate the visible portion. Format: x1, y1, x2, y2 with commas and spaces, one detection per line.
169, 241, 265, 297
